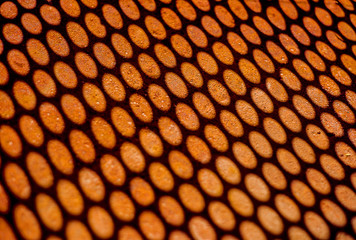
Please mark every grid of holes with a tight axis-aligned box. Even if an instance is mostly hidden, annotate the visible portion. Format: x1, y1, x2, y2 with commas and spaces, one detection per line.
0, 0, 356, 239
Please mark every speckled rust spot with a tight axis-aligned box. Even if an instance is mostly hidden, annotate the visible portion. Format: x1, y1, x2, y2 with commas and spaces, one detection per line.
176, 0, 196, 21
207, 79, 230, 106
139, 128, 163, 157
91, 117, 116, 149
223, 69, 246, 96
4, 163, 30, 199
85, 12, 106, 38
154, 43, 177, 68
79, 169, 106, 201
214, 5, 235, 28
306, 85, 329, 108
47, 140, 74, 175
240, 24, 261, 45
0, 125, 22, 158
120, 142, 145, 173
102, 73, 125, 102
197, 51, 218, 75
202, 15, 222, 38
161, 7, 182, 30
129, 94, 153, 123
145, 15, 166, 40
128, 24, 149, 49
69, 130, 95, 163
169, 230, 190, 240
46, 30, 70, 57
111, 107, 136, 137
102, 4, 122, 29
188, 216, 216, 240
253, 49, 275, 73
14, 204, 42, 240
279, 106, 302, 133
40, 4, 61, 25
228, 0, 248, 21
82, 83, 106, 112
236, 100, 259, 126
0, 2, 17, 19
19, 115, 43, 147
61, 94, 86, 125
165, 72, 188, 98
192, 92, 216, 119
171, 34, 192, 58
266, 41, 288, 64
279, 34, 300, 55
119, 0, 140, 20
238, 58, 261, 84
290, 24, 310, 46
120, 63, 143, 89
100, 154, 126, 186
75, 52, 98, 79
60, 0, 81, 18
227, 32, 248, 55
33, 70, 56, 98
39, 102, 65, 134
292, 137, 316, 164
293, 95, 315, 120
3, 23, 23, 45
66, 22, 89, 48
138, 53, 161, 79
158, 117, 182, 146
204, 124, 228, 152
7, 49, 30, 76
53, 61, 77, 89
293, 59, 315, 81
93, 42, 116, 69
88, 206, 114, 239
0, 62, 9, 85
253, 16, 274, 36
